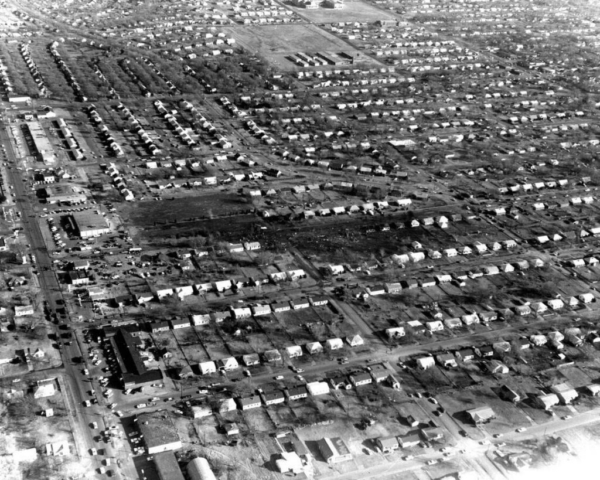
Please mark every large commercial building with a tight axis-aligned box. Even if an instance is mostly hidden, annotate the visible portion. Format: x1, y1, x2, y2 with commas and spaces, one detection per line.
153, 452, 185, 480
137, 412, 182, 454
25, 121, 55, 164
43, 184, 87, 204
108, 328, 162, 389
70, 210, 111, 238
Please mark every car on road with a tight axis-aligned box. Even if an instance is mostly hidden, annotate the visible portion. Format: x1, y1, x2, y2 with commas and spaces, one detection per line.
403, 455, 414, 461
295, 375, 305, 382
274, 375, 284, 380
135, 403, 147, 409
516, 427, 527, 433
426, 459, 438, 465
115, 411, 123, 417
165, 397, 173, 402
150, 397, 160, 402
562, 415, 572, 420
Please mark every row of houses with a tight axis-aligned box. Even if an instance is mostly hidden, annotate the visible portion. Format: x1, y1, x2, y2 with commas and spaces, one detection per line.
385, 293, 595, 340
194, 335, 365, 375
87, 105, 125, 157
117, 102, 161, 156
138, 268, 307, 303
190, 296, 328, 323
370, 258, 547, 299
105, 162, 135, 201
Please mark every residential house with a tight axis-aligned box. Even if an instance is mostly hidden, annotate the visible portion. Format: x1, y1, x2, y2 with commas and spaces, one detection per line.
346, 335, 364, 347
466, 406, 496, 424
386, 327, 405, 339
486, 360, 509, 374
170, 318, 190, 330
286, 385, 309, 401
349, 372, 372, 387
455, 348, 475, 362
499, 385, 521, 403
306, 342, 323, 355
416, 356, 435, 370
272, 302, 291, 313
242, 353, 260, 367
306, 381, 330, 396
376, 437, 399, 454
199, 361, 217, 375
262, 391, 285, 406
290, 298, 310, 310
237, 395, 262, 410
191, 314, 211, 326
535, 393, 560, 410
426, 321, 444, 332
219, 357, 239, 371
325, 338, 343, 350
436, 353, 457, 368
286, 345, 303, 358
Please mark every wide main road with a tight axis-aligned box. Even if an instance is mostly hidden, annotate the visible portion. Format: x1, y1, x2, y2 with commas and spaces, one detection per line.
0, 122, 124, 479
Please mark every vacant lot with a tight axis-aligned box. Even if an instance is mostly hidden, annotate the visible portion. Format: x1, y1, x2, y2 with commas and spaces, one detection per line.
121, 192, 251, 228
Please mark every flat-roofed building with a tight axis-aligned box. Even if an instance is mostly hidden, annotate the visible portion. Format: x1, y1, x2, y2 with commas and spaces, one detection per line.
70, 211, 110, 238
137, 412, 182, 454
43, 184, 87, 204
154, 452, 185, 480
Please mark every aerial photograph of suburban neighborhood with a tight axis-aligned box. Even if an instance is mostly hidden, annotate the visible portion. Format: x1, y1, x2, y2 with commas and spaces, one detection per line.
3, 0, 600, 479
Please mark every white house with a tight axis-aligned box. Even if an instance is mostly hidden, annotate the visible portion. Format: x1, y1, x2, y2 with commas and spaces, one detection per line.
306, 342, 323, 354
416, 356, 435, 370
191, 314, 211, 326
386, 327, 405, 338
328, 265, 345, 275
306, 381, 330, 396
325, 338, 344, 350
214, 280, 232, 292
286, 345, 303, 358
346, 335, 364, 347
426, 321, 444, 332
219, 357, 239, 371
199, 361, 217, 375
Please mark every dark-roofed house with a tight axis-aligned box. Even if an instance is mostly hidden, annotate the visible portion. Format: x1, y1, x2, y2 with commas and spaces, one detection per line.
455, 348, 475, 362
349, 372, 372, 387
286, 386, 308, 401
150, 321, 170, 333
262, 391, 285, 406
499, 385, 521, 403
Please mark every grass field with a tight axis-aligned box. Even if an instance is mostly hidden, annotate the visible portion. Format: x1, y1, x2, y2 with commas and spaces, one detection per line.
223, 23, 381, 71
287, 0, 396, 23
